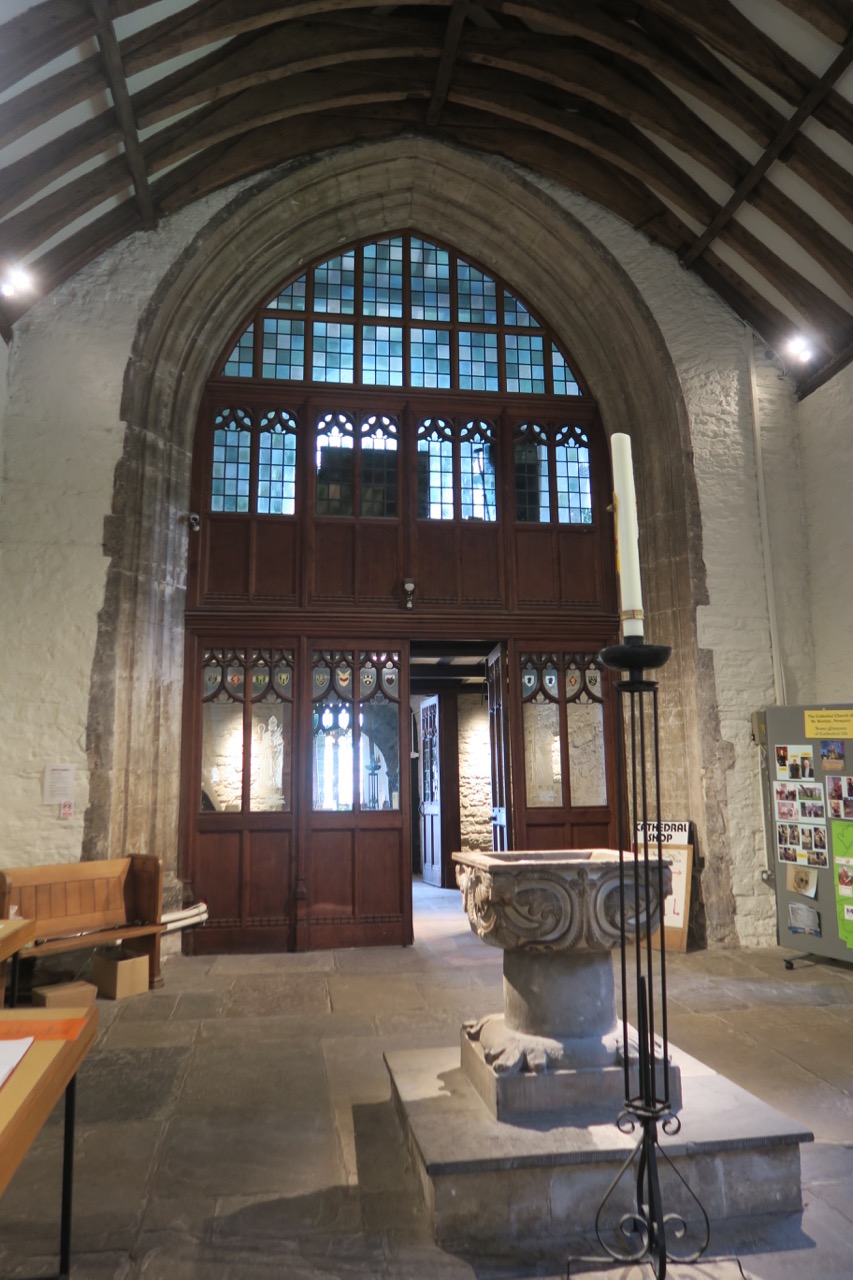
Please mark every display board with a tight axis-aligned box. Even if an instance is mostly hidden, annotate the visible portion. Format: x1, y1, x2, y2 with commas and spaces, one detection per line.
764, 705, 853, 965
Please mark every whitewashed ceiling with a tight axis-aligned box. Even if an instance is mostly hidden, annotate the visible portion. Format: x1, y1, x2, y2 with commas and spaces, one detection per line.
2, 0, 852, 396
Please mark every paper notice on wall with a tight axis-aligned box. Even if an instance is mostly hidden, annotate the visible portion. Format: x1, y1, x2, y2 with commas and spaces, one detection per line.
43, 764, 75, 806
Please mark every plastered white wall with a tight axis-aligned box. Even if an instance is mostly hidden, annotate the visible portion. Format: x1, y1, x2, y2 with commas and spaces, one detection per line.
0, 192, 236, 865
0, 160, 826, 947
799, 362, 853, 703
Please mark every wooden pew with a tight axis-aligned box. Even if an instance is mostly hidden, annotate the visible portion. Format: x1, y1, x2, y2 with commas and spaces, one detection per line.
0, 855, 164, 990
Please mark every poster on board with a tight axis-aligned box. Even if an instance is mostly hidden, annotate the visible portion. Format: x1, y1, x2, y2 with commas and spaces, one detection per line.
635, 821, 692, 953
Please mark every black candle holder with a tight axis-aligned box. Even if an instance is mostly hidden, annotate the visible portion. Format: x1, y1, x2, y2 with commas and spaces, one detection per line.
569, 636, 709, 1278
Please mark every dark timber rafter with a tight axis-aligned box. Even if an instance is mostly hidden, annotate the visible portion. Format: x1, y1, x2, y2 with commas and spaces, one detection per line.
426, 0, 471, 125
89, 0, 157, 229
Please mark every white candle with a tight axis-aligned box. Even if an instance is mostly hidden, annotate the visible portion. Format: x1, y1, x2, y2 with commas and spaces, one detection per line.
610, 433, 644, 639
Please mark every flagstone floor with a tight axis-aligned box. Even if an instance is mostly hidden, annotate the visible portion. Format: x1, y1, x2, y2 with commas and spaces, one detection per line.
1, 879, 852, 1279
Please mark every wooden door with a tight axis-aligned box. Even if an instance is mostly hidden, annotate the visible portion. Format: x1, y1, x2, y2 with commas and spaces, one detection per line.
187, 644, 297, 954
420, 696, 442, 885
487, 644, 513, 851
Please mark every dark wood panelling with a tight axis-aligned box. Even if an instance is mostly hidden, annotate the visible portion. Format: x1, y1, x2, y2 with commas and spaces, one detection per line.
559, 530, 600, 603
415, 522, 457, 601
460, 524, 502, 603
310, 827, 356, 917
192, 830, 242, 920
570, 819, 615, 849
312, 522, 356, 600
245, 829, 294, 920
205, 518, 250, 598
357, 522, 400, 600
253, 520, 298, 600
356, 827, 404, 917
515, 527, 558, 604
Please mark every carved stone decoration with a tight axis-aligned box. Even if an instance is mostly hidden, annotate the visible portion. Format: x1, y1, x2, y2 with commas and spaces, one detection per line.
455, 850, 668, 953
452, 849, 673, 1117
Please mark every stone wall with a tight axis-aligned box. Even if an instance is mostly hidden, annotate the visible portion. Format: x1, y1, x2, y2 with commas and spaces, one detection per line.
457, 693, 492, 853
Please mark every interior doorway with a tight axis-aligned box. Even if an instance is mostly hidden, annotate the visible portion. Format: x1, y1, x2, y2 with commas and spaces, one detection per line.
410, 641, 495, 890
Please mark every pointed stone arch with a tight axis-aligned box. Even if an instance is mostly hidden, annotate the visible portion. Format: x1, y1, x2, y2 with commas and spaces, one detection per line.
85, 135, 735, 942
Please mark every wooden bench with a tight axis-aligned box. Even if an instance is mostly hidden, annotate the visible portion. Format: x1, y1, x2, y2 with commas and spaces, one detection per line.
0, 855, 164, 991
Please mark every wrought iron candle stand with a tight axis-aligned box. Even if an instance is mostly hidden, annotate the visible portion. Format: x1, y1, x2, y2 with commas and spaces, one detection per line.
577, 636, 709, 1279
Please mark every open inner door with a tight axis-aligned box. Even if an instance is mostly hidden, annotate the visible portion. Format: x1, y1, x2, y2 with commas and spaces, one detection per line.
487, 643, 513, 851
419, 695, 442, 886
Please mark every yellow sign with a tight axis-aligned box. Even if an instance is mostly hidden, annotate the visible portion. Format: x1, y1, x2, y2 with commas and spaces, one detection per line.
804, 710, 853, 739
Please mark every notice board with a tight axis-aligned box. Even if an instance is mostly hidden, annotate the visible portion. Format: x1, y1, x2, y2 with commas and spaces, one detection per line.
763, 705, 853, 966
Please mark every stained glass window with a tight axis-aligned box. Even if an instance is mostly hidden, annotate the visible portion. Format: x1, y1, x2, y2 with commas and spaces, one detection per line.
555, 426, 592, 524
223, 324, 254, 377
460, 421, 497, 522
211, 409, 251, 511
262, 318, 304, 380
417, 419, 454, 519
257, 410, 297, 515
216, 235, 583, 397
315, 413, 354, 516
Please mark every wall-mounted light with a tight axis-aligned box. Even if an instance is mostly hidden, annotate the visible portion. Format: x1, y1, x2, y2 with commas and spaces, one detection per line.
1, 265, 34, 299
188, 512, 201, 532
786, 334, 814, 363
403, 578, 415, 610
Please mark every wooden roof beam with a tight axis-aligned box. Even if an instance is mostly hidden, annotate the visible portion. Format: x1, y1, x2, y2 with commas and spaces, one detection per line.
426, 0, 471, 125
681, 26, 853, 268
90, 0, 157, 229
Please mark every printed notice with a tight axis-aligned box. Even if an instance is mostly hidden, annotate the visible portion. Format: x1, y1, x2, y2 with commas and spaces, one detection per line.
804, 711, 853, 739
42, 764, 75, 806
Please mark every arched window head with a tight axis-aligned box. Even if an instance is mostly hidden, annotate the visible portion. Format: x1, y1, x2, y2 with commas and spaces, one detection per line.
220, 233, 582, 397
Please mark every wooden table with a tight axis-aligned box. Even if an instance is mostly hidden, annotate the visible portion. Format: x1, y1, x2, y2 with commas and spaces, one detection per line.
0, 917, 37, 1006
0, 1006, 98, 1277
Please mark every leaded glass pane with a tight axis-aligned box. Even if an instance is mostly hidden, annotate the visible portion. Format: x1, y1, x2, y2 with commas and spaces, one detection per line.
362, 325, 404, 386
503, 291, 538, 327
417, 419, 454, 519
505, 333, 546, 394
411, 238, 451, 321
460, 422, 496, 522
249, 651, 293, 812
269, 275, 307, 311
411, 328, 452, 389
458, 331, 499, 391
515, 425, 550, 523
312, 321, 354, 383
222, 323, 254, 377
360, 698, 398, 808
363, 237, 404, 317
313, 250, 355, 314
261, 317, 305, 380
211, 409, 251, 512
566, 673, 607, 807
555, 426, 592, 525
360, 415, 398, 518
552, 344, 581, 395
523, 698, 562, 807
200, 650, 246, 813
457, 262, 497, 324
316, 413, 354, 516
257, 410, 297, 515
312, 651, 354, 811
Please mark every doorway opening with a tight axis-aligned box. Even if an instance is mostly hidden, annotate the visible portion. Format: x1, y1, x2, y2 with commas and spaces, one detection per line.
410, 640, 496, 891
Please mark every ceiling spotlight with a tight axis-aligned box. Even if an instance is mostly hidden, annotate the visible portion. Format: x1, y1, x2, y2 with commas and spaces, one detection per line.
1, 265, 33, 299
786, 334, 813, 363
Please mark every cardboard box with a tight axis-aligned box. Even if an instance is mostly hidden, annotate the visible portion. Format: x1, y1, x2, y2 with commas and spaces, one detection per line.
32, 980, 98, 1008
92, 949, 149, 999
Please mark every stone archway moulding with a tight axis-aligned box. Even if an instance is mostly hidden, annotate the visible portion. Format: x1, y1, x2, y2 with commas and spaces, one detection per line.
85, 135, 737, 941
